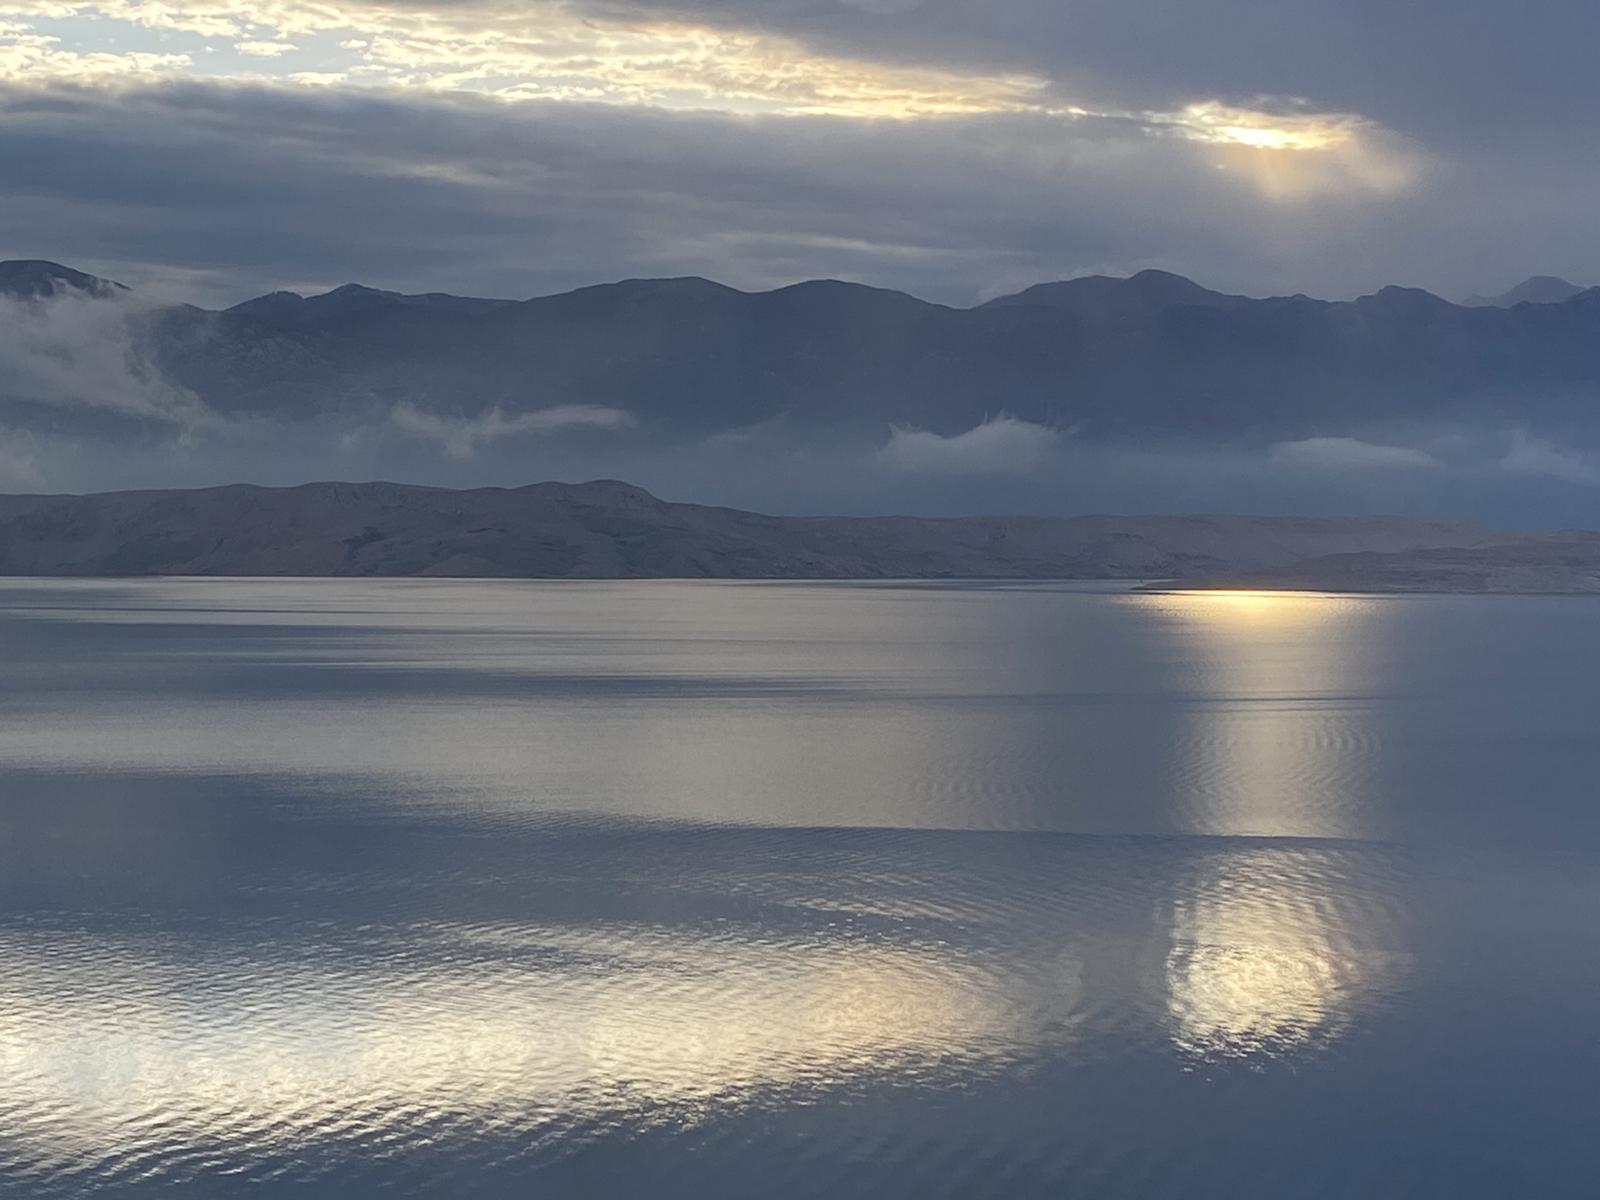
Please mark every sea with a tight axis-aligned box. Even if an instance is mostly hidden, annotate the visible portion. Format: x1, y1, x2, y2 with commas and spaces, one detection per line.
2, 578, 1597, 1197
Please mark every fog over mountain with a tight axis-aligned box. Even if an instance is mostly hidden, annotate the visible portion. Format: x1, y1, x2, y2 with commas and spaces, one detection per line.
5, 259, 1600, 524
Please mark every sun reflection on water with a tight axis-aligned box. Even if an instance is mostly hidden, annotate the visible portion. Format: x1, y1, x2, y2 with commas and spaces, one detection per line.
1134, 589, 1390, 841
1146, 588, 1363, 629
1161, 852, 1403, 1061
1134, 592, 1407, 1059
0, 921, 1055, 1174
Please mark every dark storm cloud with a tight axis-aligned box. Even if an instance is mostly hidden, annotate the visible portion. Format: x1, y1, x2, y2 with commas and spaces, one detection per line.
2, 75, 1568, 308
0, 80, 1357, 304
577, 0, 1600, 151
5, 1, 1600, 302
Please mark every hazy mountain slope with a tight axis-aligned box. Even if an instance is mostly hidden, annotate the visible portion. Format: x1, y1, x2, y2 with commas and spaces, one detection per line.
0, 260, 126, 299
138, 268, 1600, 440
13, 260, 1600, 449
0, 480, 1510, 579
1464, 276, 1587, 307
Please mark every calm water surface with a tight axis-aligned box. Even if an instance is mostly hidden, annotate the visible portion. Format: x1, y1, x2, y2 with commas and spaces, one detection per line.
1, 579, 1597, 1197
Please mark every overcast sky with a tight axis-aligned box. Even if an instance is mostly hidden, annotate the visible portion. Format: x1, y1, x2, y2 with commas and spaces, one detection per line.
3, 0, 1597, 307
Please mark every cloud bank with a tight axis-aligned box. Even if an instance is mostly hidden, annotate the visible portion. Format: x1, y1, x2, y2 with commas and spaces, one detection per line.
1270, 437, 1440, 473
4, 0, 1595, 305
1499, 430, 1600, 487
880, 415, 1060, 475
390, 401, 635, 459
0, 291, 209, 426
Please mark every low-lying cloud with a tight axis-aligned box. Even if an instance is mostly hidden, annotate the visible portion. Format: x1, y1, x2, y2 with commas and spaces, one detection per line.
390, 401, 634, 459
0, 423, 41, 488
879, 414, 1060, 475
1269, 436, 1440, 472
9, 412, 1600, 528
1498, 429, 1600, 486
5, 297, 1600, 529
0, 291, 210, 427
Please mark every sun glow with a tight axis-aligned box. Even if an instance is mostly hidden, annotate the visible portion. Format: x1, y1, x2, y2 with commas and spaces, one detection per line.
1174, 101, 1359, 151
0, 1, 1413, 197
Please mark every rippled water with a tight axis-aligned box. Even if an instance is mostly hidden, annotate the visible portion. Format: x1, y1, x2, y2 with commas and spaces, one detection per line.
2, 579, 1598, 1197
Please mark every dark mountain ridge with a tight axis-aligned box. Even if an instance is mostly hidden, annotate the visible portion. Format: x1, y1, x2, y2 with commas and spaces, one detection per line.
10, 259, 1600, 448
0, 259, 128, 300
981, 269, 1257, 320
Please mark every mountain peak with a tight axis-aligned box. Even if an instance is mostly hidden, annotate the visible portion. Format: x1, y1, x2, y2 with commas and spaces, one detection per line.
1465, 276, 1587, 308
0, 259, 127, 300
226, 282, 515, 326
981, 270, 1248, 317
525, 276, 743, 317
322, 282, 395, 299
1126, 267, 1209, 291
1357, 284, 1453, 311
609, 276, 736, 297
761, 277, 935, 314
225, 290, 304, 318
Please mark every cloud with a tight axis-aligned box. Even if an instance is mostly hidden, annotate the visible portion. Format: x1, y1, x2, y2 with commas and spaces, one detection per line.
1155, 100, 1415, 200
0, 423, 42, 487
0, 80, 1447, 312
1269, 437, 1439, 472
390, 401, 633, 459
574, 0, 1600, 152
836, 0, 927, 13
879, 414, 1059, 475
0, 18, 191, 79
233, 40, 297, 58
1498, 430, 1600, 486
0, 0, 1416, 177
0, 1, 1058, 117
0, 290, 211, 427
1, 0, 1598, 306
5, 404, 1600, 528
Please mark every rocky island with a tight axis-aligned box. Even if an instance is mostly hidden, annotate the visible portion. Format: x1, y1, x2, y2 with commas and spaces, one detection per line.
0, 478, 1576, 584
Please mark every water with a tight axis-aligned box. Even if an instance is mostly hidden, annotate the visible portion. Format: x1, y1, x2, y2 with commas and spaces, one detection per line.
1, 579, 1597, 1197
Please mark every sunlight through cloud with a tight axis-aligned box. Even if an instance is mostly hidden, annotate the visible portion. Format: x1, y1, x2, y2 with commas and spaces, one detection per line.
0, 0, 1415, 202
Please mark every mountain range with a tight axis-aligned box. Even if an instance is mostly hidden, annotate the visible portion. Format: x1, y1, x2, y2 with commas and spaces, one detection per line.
7, 258, 1600, 448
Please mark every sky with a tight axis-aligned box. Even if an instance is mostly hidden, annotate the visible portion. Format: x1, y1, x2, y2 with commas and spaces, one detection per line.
2, 0, 1598, 307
